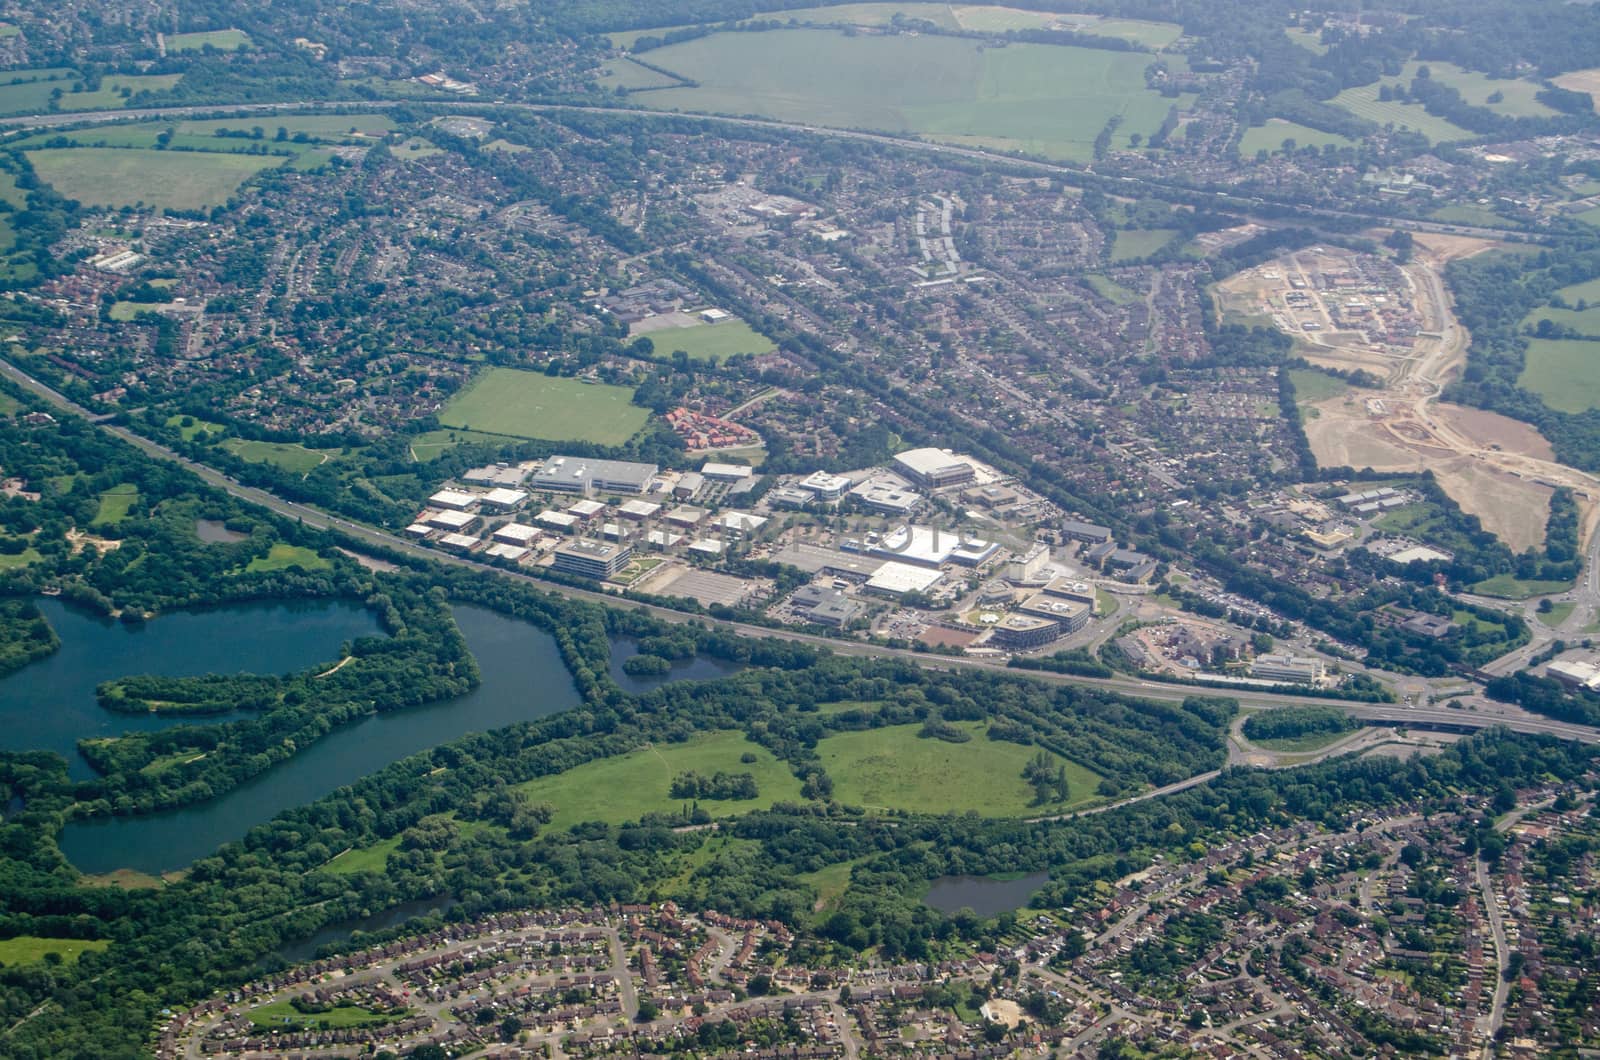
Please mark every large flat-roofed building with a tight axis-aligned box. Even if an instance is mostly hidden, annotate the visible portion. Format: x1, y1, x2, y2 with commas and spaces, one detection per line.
1250, 653, 1327, 685
617, 499, 662, 521
552, 539, 632, 579
463, 465, 528, 487
701, 461, 754, 483
481, 488, 529, 511
1042, 577, 1097, 605
424, 509, 478, 532
850, 477, 924, 517
789, 586, 861, 627
1062, 520, 1113, 545
1548, 659, 1600, 690
429, 488, 480, 511
864, 561, 943, 598
799, 470, 851, 500
528, 455, 657, 495
536, 509, 580, 532
1017, 594, 1091, 635
892, 447, 976, 489
492, 523, 541, 547
990, 613, 1060, 650
870, 525, 997, 568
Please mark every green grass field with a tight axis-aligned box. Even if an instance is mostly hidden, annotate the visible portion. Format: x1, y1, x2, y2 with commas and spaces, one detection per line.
248, 999, 399, 1031
1430, 203, 1514, 228
1519, 337, 1600, 413
629, 29, 1188, 161
1252, 729, 1356, 753
407, 427, 518, 461
642, 4, 1182, 46
1329, 82, 1475, 144
1288, 367, 1351, 403
243, 543, 331, 574
512, 731, 804, 831
165, 28, 252, 52
324, 836, 401, 875
0, 936, 110, 967
108, 301, 168, 322
817, 722, 1103, 816
1109, 228, 1177, 262
1556, 277, 1600, 304
1394, 61, 1555, 119
0, 548, 42, 571
1085, 274, 1140, 304
1238, 119, 1354, 156
220, 438, 336, 474
1524, 304, 1600, 336
1284, 27, 1327, 54
1538, 601, 1576, 628
637, 318, 776, 363
25, 148, 281, 210
165, 414, 226, 441
439, 369, 650, 446
1471, 574, 1574, 598
598, 58, 686, 92
91, 484, 138, 526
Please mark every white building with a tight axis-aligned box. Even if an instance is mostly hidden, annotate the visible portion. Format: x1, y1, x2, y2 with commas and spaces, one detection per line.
799, 470, 851, 500
428, 488, 479, 511
424, 509, 477, 532
1250, 653, 1327, 685
702, 461, 754, 482
892, 447, 976, 489
481, 488, 529, 511
492, 523, 541, 547
864, 561, 944, 598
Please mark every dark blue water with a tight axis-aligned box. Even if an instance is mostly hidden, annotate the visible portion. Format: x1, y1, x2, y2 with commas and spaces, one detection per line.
11, 597, 381, 778
60, 605, 582, 874
607, 635, 744, 693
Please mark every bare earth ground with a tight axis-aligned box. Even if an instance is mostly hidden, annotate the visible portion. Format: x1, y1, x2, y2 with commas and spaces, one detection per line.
1223, 234, 1600, 553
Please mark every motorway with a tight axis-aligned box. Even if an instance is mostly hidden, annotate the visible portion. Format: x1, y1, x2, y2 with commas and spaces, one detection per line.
5, 354, 1599, 747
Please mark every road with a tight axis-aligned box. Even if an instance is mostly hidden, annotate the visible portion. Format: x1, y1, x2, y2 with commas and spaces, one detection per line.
7, 354, 1600, 747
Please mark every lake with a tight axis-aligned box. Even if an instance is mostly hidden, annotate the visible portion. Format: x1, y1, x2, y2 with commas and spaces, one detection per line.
923, 871, 1050, 917
7, 597, 383, 778
60, 604, 583, 874
607, 635, 744, 693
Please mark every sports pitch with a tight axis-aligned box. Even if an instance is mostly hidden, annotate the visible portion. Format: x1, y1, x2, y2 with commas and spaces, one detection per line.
438, 368, 651, 446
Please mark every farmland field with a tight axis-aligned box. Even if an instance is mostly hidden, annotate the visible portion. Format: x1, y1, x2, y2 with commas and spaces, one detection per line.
625, 29, 1190, 161
635, 318, 776, 363
25, 148, 281, 210
512, 731, 804, 831
817, 722, 1103, 816
1237, 119, 1354, 156
597, 58, 684, 92
1519, 338, 1600, 413
438, 368, 650, 446
165, 29, 252, 52
1329, 82, 1474, 143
